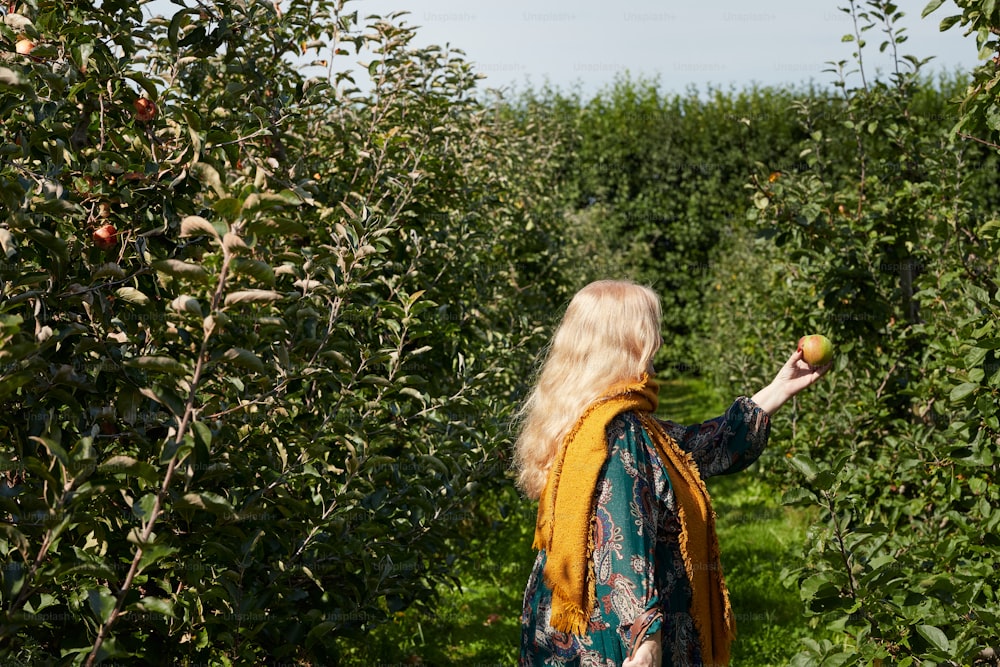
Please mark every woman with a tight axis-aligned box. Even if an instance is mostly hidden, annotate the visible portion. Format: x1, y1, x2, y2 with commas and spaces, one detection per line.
515, 279, 829, 667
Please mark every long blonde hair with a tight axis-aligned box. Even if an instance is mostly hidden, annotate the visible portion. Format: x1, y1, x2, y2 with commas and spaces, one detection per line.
513, 279, 662, 500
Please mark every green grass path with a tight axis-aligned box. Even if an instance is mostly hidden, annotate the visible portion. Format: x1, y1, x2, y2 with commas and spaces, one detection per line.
342, 378, 822, 665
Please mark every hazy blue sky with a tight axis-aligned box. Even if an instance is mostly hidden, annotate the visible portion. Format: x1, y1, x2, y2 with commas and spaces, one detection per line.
351, 0, 980, 95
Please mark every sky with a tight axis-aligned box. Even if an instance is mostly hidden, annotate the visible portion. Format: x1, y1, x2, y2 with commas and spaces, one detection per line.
350, 0, 981, 96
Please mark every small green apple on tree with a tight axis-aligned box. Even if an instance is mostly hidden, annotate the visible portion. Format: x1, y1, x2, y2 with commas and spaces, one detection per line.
798, 334, 834, 366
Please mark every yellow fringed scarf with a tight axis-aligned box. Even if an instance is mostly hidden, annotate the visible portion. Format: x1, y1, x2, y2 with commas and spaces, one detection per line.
532, 374, 736, 665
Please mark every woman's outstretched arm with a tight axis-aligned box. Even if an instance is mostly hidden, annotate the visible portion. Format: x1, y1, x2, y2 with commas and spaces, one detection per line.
751, 348, 831, 416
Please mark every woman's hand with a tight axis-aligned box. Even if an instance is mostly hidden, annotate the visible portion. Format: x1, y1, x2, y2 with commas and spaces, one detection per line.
751, 347, 831, 415
623, 630, 662, 667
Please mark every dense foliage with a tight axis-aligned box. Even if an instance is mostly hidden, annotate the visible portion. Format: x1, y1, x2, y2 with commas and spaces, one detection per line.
695, 3, 1000, 664
926, 0, 1000, 147
0, 1, 568, 664
512, 80, 815, 372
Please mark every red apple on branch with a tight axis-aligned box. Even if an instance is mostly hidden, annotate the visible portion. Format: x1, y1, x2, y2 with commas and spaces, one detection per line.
92, 224, 118, 250
133, 96, 157, 121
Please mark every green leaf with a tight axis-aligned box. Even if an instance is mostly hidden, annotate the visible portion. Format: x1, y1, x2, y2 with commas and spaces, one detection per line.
170, 294, 204, 316
135, 596, 175, 618
0, 372, 31, 401
231, 258, 275, 285
305, 619, 338, 646
132, 493, 158, 521
864, 554, 898, 572
23, 228, 69, 271
137, 542, 179, 574
159, 434, 193, 465
87, 586, 117, 623
4, 13, 35, 34
29, 435, 70, 470
175, 491, 234, 516
126, 355, 188, 375
138, 384, 186, 417
810, 470, 837, 492
921, 0, 945, 17
419, 454, 449, 475
965, 346, 989, 369
781, 486, 817, 506
0, 66, 26, 90
225, 289, 283, 306
180, 215, 221, 241
799, 572, 840, 603
950, 382, 977, 402
152, 259, 211, 284
191, 420, 212, 450
939, 14, 962, 31
244, 216, 308, 237
789, 454, 820, 480
100, 456, 158, 483
124, 71, 159, 100
213, 197, 243, 221
222, 232, 249, 255
115, 286, 150, 305
0, 523, 29, 558
915, 624, 949, 652
168, 8, 197, 48
221, 347, 265, 373
190, 161, 227, 198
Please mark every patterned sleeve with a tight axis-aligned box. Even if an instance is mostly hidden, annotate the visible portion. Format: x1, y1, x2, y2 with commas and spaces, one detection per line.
591, 413, 665, 658
656, 396, 771, 478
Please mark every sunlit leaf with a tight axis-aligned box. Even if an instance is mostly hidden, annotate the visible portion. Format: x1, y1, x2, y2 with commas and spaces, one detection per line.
221, 347, 265, 373
224, 289, 283, 306
152, 259, 211, 284
180, 215, 221, 241
125, 356, 188, 375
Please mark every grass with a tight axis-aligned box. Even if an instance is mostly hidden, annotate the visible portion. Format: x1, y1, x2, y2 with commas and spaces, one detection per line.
709, 473, 826, 665
342, 378, 827, 665
337, 503, 534, 666
658, 377, 728, 425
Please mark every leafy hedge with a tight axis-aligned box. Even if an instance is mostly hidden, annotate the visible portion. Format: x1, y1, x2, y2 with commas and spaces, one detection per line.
696, 3, 1000, 664
0, 1, 568, 664
510, 79, 811, 372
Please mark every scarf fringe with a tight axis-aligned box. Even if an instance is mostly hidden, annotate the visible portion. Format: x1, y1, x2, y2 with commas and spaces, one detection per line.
541, 508, 598, 636
549, 602, 589, 636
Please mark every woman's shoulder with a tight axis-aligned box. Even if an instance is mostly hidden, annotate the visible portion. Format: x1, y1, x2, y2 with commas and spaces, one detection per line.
604, 411, 665, 483
607, 409, 645, 432
605, 410, 655, 450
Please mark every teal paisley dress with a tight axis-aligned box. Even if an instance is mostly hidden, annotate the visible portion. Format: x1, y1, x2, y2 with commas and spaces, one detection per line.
519, 397, 771, 667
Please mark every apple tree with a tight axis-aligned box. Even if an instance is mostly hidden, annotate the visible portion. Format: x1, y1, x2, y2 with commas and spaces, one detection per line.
514, 77, 813, 373
698, 2, 1000, 663
0, 0, 567, 664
